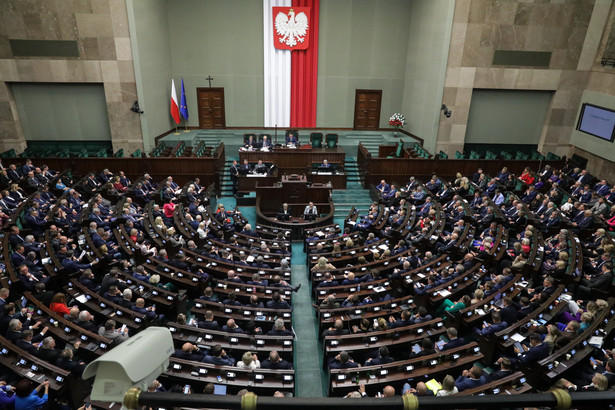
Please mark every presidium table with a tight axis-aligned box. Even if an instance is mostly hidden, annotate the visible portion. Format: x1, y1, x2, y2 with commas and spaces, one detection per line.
238, 147, 347, 189
255, 174, 334, 239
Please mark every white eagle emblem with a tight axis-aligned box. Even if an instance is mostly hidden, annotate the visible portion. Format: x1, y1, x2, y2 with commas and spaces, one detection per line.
275, 8, 309, 48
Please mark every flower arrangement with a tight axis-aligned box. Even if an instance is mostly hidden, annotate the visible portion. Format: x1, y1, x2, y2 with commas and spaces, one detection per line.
389, 113, 406, 129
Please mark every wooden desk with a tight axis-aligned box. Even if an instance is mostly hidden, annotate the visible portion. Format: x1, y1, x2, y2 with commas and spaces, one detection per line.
237, 171, 279, 192
308, 170, 347, 189
240, 147, 345, 175
254, 176, 335, 239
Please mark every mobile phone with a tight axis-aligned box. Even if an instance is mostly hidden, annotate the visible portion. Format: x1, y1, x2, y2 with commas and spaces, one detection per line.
84, 402, 90, 408
120, 324, 127, 333
183, 385, 190, 394
216, 375, 223, 382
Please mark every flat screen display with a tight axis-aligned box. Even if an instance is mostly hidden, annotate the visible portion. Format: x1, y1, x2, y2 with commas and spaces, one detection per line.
577, 103, 615, 142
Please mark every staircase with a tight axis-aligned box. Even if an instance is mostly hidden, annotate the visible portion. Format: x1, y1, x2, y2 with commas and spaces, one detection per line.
220, 158, 235, 197
350, 134, 383, 156
332, 158, 372, 224
194, 131, 222, 148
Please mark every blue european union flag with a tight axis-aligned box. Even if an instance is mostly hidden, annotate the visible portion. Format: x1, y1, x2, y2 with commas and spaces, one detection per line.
180, 78, 189, 121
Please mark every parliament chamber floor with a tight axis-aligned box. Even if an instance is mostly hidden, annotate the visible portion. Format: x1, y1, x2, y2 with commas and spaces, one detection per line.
0, 142, 614, 409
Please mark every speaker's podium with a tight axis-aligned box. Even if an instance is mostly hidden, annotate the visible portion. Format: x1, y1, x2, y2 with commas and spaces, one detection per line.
255, 174, 334, 239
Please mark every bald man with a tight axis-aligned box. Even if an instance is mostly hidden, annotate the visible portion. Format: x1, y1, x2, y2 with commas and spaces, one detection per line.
172, 342, 205, 361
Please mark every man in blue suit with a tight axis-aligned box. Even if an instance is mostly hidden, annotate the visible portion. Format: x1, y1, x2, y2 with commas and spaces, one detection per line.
476, 311, 508, 337
455, 365, 487, 391
516, 333, 550, 365
441, 327, 466, 351
203, 344, 235, 366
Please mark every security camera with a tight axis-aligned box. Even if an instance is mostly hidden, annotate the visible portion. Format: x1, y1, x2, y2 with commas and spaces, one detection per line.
441, 104, 452, 118
83, 327, 173, 403
130, 100, 144, 114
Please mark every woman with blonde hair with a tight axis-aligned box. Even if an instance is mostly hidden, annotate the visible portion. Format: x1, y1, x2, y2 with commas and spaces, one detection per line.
377, 317, 388, 331
436, 374, 458, 396
471, 289, 484, 304
236, 351, 260, 369
311, 256, 335, 272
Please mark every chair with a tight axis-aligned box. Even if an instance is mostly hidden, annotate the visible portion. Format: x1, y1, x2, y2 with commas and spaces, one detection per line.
310, 133, 323, 148
387, 140, 404, 158
325, 133, 338, 148
501, 151, 513, 160
546, 152, 560, 160
455, 151, 465, 159
285, 129, 299, 144
438, 151, 448, 159
244, 133, 256, 144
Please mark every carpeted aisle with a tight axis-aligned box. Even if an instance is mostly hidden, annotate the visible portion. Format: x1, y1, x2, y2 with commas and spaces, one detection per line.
291, 241, 327, 397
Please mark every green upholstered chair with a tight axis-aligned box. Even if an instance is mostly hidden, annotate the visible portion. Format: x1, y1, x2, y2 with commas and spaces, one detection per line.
310, 133, 323, 148
325, 133, 338, 148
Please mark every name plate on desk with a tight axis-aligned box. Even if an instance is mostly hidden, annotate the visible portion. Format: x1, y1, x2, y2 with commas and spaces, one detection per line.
316, 172, 332, 175
247, 174, 267, 177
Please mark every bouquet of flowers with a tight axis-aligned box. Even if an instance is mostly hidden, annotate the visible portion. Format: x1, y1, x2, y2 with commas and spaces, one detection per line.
389, 113, 406, 129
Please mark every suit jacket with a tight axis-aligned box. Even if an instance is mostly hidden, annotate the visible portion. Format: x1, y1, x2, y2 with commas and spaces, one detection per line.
261, 359, 293, 369
519, 343, 550, 365
441, 337, 466, 351
203, 354, 235, 366
455, 375, 487, 391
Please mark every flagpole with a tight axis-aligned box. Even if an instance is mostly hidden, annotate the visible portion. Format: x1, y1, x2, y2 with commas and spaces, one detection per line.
184, 119, 189, 132
174, 124, 179, 135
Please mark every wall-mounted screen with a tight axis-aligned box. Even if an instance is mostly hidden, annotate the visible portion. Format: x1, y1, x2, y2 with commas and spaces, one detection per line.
576, 103, 615, 142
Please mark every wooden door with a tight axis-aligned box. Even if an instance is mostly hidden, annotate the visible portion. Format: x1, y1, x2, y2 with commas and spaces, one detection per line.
197, 88, 226, 128
353, 89, 382, 130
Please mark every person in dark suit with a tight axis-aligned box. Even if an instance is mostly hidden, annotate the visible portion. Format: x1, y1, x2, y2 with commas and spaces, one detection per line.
197, 311, 220, 330
285, 131, 298, 146
490, 357, 513, 381
329, 351, 360, 369
55, 348, 86, 376
244, 135, 257, 150
277, 203, 292, 221
15, 330, 43, 354
229, 160, 239, 195
408, 338, 436, 359
516, 333, 550, 365
265, 292, 291, 310
365, 346, 395, 366
173, 342, 205, 362
203, 344, 235, 366
35, 336, 62, 363
576, 263, 613, 299
267, 318, 293, 336
259, 135, 272, 150
494, 297, 519, 327
74, 310, 99, 333
455, 365, 488, 391
7, 164, 21, 182
388, 310, 413, 329
221, 319, 243, 333
261, 350, 293, 369
476, 311, 508, 337
441, 328, 465, 351
322, 319, 349, 338
239, 159, 252, 175
572, 210, 595, 233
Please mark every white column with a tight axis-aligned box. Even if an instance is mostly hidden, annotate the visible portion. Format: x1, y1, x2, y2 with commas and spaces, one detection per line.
263, 0, 291, 128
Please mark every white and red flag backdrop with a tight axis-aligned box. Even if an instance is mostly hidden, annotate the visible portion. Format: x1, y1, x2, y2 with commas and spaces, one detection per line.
264, 0, 319, 128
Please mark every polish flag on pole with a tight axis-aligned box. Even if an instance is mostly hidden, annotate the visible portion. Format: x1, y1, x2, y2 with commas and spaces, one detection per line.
170, 79, 181, 124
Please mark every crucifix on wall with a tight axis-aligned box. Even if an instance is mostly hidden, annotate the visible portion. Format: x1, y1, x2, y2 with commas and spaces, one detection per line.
206, 75, 214, 87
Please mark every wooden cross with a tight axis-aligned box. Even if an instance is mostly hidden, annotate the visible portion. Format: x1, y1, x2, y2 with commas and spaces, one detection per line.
206, 75, 214, 87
